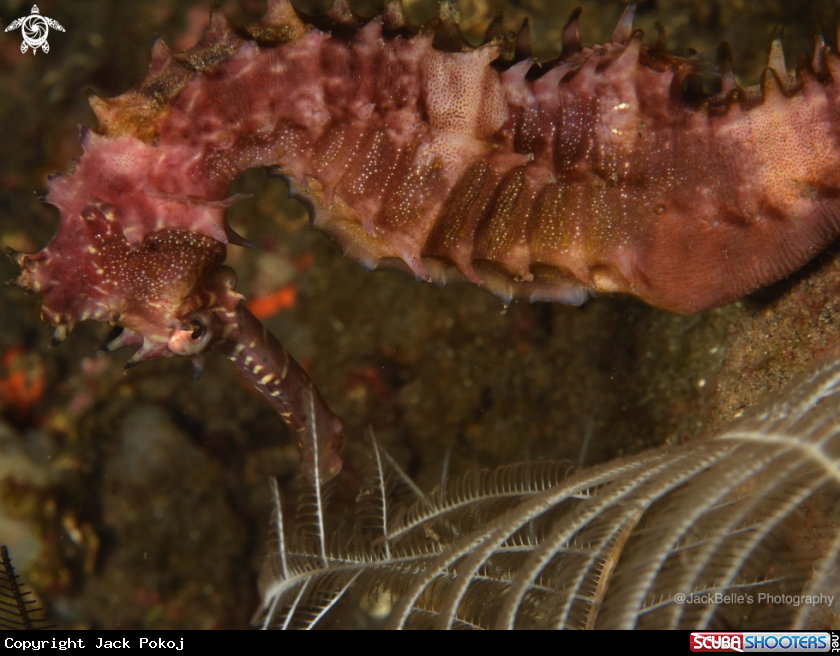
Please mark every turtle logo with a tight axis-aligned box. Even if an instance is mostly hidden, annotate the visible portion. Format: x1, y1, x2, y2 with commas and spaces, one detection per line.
4, 5, 65, 55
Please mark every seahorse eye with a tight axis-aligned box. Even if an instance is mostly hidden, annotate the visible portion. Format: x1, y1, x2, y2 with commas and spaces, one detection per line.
168, 310, 215, 356
190, 320, 205, 341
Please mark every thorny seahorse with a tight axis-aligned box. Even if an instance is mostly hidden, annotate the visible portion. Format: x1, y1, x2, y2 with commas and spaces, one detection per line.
9, 0, 840, 481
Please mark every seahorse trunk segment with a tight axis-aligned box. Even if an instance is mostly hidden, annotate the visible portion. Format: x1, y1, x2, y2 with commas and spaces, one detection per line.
9, 0, 840, 479
218, 305, 344, 483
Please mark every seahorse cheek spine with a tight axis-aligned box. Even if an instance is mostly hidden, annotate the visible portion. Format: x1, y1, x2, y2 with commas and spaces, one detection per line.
9, 0, 840, 480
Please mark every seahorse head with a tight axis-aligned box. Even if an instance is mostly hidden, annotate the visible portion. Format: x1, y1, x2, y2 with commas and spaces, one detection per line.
8, 196, 242, 375
6, 99, 346, 482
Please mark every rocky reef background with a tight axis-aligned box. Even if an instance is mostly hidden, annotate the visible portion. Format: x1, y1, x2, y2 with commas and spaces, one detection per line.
0, 0, 839, 629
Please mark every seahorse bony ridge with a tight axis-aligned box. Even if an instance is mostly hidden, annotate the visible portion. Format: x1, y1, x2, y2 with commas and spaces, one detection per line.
10, 0, 840, 480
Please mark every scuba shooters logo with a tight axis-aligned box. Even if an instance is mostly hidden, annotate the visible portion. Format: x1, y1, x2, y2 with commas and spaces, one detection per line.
4, 5, 64, 54
690, 633, 832, 652
692, 634, 744, 652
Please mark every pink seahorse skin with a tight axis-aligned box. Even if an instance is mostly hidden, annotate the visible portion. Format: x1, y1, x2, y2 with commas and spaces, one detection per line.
9, 0, 840, 480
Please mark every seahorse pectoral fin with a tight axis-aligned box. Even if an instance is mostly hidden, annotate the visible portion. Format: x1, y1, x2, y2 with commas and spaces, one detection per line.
219, 304, 344, 483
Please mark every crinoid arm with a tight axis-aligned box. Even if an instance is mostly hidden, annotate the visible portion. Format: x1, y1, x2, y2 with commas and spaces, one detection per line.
0, 546, 52, 630
255, 354, 840, 630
